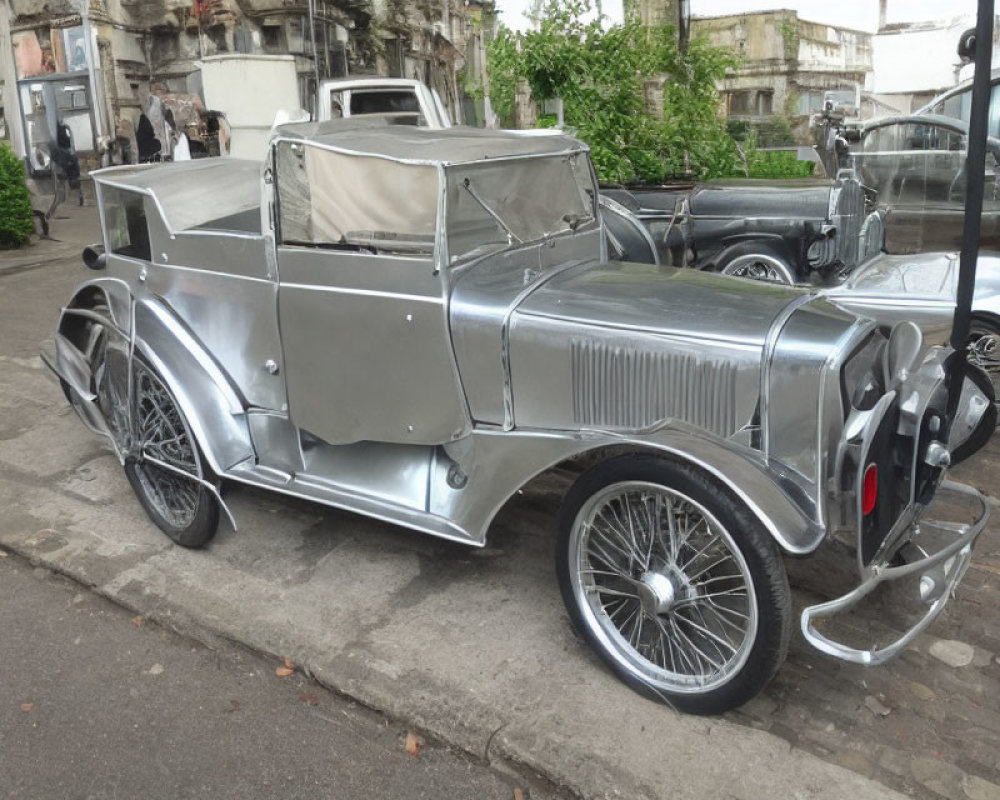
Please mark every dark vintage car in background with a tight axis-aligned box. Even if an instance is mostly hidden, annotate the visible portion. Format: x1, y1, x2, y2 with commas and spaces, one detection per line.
601, 171, 885, 285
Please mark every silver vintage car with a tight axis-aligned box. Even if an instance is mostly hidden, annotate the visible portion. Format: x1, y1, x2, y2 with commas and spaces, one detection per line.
43, 122, 993, 714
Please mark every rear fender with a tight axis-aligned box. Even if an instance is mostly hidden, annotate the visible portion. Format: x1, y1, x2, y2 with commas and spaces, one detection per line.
131, 299, 254, 474
48, 280, 255, 475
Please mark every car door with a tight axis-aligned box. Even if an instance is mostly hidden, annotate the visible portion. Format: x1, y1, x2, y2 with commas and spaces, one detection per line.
270, 138, 470, 446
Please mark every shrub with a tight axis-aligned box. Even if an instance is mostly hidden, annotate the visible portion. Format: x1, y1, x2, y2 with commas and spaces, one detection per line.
482, 0, 739, 183
0, 142, 34, 248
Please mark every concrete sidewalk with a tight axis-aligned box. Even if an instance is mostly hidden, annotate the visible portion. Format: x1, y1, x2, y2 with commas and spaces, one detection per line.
1, 192, 97, 276
2, 234, 998, 800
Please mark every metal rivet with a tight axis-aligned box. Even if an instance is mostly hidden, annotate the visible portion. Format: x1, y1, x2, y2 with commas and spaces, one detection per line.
264, 359, 279, 375
161, 253, 168, 262
405, 313, 413, 322
407, 425, 414, 432
138, 267, 147, 282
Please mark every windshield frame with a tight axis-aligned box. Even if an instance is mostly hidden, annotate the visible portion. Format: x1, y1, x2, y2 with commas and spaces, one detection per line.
441, 149, 599, 268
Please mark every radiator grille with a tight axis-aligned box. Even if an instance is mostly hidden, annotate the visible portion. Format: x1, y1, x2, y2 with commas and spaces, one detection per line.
571, 339, 739, 436
833, 177, 866, 267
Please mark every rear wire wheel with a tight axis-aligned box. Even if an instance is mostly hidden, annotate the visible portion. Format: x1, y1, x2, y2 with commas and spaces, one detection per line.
123, 357, 219, 548
556, 455, 791, 715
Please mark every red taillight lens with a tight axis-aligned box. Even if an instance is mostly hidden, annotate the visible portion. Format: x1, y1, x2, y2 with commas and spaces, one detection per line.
862, 463, 878, 516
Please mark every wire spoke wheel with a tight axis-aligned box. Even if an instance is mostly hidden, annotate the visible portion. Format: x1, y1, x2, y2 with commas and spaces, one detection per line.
967, 321, 1000, 406
574, 482, 756, 692
557, 456, 790, 714
130, 361, 201, 529
720, 254, 793, 284
119, 357, 219, 548
93, 336, 131, 451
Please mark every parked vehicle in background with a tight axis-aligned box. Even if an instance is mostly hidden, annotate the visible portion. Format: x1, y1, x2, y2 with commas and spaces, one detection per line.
828, 251, 1000, 404
917, 67, 1000, 131
601, 171, 884, 284
42, 122, 994, 715
317, 78, 452, 128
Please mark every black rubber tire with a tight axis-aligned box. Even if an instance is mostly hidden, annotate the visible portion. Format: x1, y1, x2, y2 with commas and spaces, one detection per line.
555, 453, 791, 715
123, 357, 219, 549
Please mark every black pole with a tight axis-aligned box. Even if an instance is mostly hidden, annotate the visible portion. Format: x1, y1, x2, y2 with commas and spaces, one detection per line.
947, 0, 994, 422
950, 0, 994, 351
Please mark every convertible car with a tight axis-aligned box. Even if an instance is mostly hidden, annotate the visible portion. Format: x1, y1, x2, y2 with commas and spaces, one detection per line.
601, 171, 884, 285
42, 122, 993, 714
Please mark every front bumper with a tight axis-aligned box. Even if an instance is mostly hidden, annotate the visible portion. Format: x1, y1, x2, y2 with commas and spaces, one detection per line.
801, 479, 988, 665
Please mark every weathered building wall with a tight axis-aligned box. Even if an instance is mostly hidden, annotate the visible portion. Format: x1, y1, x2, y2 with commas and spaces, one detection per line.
691, 10, 872, 144
870, 14, 1000, 111
1, 0, 495, 164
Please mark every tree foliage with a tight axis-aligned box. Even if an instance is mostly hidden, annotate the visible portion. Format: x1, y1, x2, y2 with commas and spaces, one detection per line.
0, 142, 34, 248
484, 0, 741, 182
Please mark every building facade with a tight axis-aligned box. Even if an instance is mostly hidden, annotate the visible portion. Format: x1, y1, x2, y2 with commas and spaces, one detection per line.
0, 0, 495, 170
691, 10, 873, 143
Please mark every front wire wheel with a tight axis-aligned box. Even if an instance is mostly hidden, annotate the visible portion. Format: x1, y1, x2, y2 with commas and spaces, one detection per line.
967, 318, 1000, 413
123, 358, 219, 548
557, 455, 790, 714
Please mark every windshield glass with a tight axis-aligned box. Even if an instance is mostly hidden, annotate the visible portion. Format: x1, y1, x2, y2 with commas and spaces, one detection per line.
275, 141, 438, 256
444, 152, 595, 265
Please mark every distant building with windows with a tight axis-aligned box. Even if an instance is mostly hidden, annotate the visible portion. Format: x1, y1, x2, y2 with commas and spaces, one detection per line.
0, 0, 496, 170
690, 10, 873, 143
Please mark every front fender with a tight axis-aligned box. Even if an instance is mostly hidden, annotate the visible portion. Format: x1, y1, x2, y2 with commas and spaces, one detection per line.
439, 424, 824, 554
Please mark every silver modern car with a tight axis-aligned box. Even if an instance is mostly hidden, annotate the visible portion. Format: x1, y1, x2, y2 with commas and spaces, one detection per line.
42, 122, 993, 714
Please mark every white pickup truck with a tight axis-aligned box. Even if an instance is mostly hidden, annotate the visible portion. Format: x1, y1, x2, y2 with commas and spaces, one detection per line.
316, 77, 452, 128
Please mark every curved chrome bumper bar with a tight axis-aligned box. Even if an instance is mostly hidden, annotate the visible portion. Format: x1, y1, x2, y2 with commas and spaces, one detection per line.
801, 480, 988, 665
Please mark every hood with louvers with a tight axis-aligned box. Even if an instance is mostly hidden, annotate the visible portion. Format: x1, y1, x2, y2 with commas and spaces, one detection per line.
505, 262, 803, 436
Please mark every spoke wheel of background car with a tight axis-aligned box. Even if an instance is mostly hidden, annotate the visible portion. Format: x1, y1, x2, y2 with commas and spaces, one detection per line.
556, 454, 791, 715
967, 318, 1000, 413
124, 357, 219, 548
717, 245, 795, 285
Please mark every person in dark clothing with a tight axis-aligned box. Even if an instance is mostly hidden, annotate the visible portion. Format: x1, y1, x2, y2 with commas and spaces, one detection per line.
136, 113, 162, 163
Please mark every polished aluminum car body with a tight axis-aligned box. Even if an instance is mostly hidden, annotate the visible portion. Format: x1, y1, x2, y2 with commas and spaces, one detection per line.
43, 122, 992, 713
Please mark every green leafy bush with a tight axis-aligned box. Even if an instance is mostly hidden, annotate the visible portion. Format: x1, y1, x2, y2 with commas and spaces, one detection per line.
0, 142, 34, 248
741, 149, 814, 179
483, 0, 739, 183
727, 132, 815, 179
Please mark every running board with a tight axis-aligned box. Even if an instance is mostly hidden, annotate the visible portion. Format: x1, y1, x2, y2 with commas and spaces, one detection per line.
223, 462, 483, 548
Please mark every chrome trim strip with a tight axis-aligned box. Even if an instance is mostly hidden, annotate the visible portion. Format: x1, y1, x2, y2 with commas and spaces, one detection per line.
277, 283, 442, 303
515, 311, 764, 351
269, 134, 588, 168
760, 293, 817, 461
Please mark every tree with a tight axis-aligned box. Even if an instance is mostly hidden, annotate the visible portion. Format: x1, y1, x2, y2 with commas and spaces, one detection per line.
483, 0, 740, 183
0, 142, 34, 248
